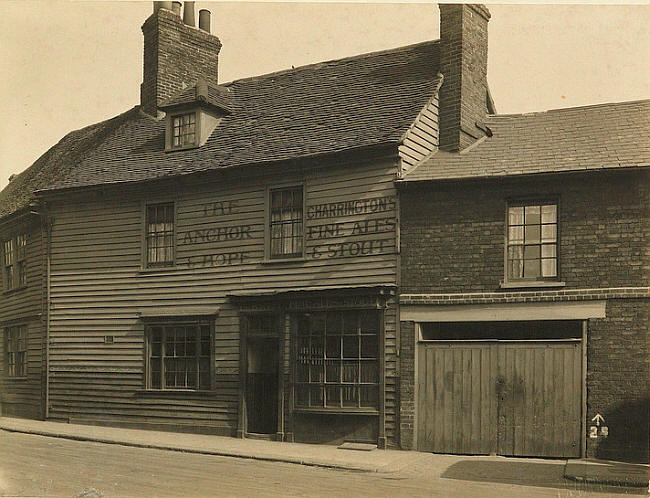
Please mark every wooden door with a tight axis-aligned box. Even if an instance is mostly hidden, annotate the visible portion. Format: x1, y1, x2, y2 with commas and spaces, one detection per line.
417, 342, 497, 454
417, 340, 581, 458
497, 341, 582, 457
246, 337, 279, 434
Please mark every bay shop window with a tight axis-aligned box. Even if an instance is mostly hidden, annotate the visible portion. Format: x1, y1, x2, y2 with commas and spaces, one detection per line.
294, 310, 379, 410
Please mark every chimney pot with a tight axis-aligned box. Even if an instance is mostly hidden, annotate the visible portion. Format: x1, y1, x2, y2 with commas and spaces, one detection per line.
171, 1, 182, 16
156, 1, 173, 12
183, 1, 196, 27
198, 9, 211, 33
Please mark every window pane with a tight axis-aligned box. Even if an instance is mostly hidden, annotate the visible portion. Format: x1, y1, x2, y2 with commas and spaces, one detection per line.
508, 206, 524, 225
326, 313, 341, 335
541, 244, 556, 258
524, 259, 540, 278
342, 361, 359, 383
342, 386, 359, 407
541, 224, 556, 243
310, 362, 323, 383
325, 386, 340, 407
150, 358, 161, 388
541, 204, 557, 224
343, 336, 359, 358
295, 385, 309, 407
325, 359, 340, 383
524, 225, 540, 243
310, 386, 324, 406
509, 226, 524, 243
524, 205, 541, 225
508, 245, 524, 261
312, 314, 325, 335
523, 245, 541, 260
360, 386, 378, 408
326, 335, 341, 358
342, 311, 359, 334
360, 361, 378, 383
360, 335, 378, 359
199, 358, 210, 390
542, 258, 557, 277
359, 311, 379, 334
508, 259, 523, 279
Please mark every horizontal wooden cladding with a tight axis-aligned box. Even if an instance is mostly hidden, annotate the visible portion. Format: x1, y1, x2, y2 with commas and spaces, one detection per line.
400, 96, 439, 168
47, 157, 400, 440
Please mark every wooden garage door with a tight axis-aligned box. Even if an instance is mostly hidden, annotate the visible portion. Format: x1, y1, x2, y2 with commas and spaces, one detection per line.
417, 340, 581, 457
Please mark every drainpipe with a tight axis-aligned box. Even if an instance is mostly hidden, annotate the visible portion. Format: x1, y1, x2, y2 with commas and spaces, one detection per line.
42, 201, 52, 419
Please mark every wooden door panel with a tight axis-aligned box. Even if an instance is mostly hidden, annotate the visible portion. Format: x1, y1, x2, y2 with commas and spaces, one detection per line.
497, 342, 581, 457
417, 343, 496, 454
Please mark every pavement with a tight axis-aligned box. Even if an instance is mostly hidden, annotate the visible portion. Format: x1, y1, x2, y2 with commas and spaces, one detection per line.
1, 416, 648, 489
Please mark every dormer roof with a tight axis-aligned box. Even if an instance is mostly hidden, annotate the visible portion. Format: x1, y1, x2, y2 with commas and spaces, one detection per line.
160, 81, 232, 114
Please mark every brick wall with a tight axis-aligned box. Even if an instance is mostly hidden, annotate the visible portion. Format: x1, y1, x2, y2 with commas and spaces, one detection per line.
398, 169, 649, 461
398, 320, 416, 450
586, 299, 649, 463
400, 170, 649, 294
140, 8, 222, 116
439, 4, 490, 152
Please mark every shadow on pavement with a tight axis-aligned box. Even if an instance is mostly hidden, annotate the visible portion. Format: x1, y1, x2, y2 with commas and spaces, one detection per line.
440, 459, 645, 495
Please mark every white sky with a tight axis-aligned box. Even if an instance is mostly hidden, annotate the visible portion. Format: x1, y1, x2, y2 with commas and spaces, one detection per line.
0, 1, 649, 191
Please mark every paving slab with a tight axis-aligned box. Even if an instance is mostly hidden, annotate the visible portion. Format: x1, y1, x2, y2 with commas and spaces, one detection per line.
564, 459, 649, 488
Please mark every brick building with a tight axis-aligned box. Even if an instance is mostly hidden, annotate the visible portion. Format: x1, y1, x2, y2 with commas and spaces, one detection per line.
0, 2, 647, 462
398, 102, 650, 462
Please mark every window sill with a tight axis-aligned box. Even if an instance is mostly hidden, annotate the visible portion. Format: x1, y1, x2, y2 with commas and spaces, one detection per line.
137, 266, 176, 275
2, 286, 27, 296
134, 389, 216, 396
293, 407, 379, 416
165, 144, 199, 153
500, 280, 566, 289
261, 257, 307, 264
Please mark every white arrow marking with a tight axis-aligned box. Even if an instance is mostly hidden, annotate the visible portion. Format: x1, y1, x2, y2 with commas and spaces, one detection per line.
591, 413, 605, 426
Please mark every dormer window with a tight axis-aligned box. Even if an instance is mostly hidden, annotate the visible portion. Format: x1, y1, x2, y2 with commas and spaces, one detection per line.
160, 80, 231, 153
172, 112, 197, 148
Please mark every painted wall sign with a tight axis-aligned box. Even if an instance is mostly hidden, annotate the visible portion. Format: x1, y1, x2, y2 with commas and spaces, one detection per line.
182, 225, 253, 245
202, 200, 238, 217
187, 252, 248, 268
306, 195, 396, 220
310, 239, 389, 259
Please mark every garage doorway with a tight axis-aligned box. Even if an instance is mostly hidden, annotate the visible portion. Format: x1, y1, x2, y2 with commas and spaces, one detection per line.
416, 321, 582, 458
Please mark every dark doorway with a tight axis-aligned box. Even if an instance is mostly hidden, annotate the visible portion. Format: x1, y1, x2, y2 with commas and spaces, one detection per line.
246, 336, 279, 435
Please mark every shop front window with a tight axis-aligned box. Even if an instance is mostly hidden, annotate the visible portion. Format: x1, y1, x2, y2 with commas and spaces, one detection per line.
294, 310, 379, 410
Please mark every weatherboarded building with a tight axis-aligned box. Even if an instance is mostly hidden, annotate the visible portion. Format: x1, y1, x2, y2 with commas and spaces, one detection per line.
1, 2, 648, 462
0, 1, 459, 448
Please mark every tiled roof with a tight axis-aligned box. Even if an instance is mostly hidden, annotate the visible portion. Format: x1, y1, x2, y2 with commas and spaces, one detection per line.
401, 99, 650, 182
0, 108, 140, 219
40, 40, 442, 192
160, 83, 233, 113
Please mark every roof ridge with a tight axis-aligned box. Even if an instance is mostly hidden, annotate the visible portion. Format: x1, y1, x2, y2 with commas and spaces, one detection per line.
222, 39, 440, 87
488, 98, 650, 119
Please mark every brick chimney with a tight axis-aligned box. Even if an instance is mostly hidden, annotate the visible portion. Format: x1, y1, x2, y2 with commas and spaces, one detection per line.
438, 4, 491, 152
140, 2, 222, 117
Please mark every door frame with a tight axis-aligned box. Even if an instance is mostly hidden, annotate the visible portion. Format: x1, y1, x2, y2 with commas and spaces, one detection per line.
414, 322, 586, 457
238, 312, 284, 440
